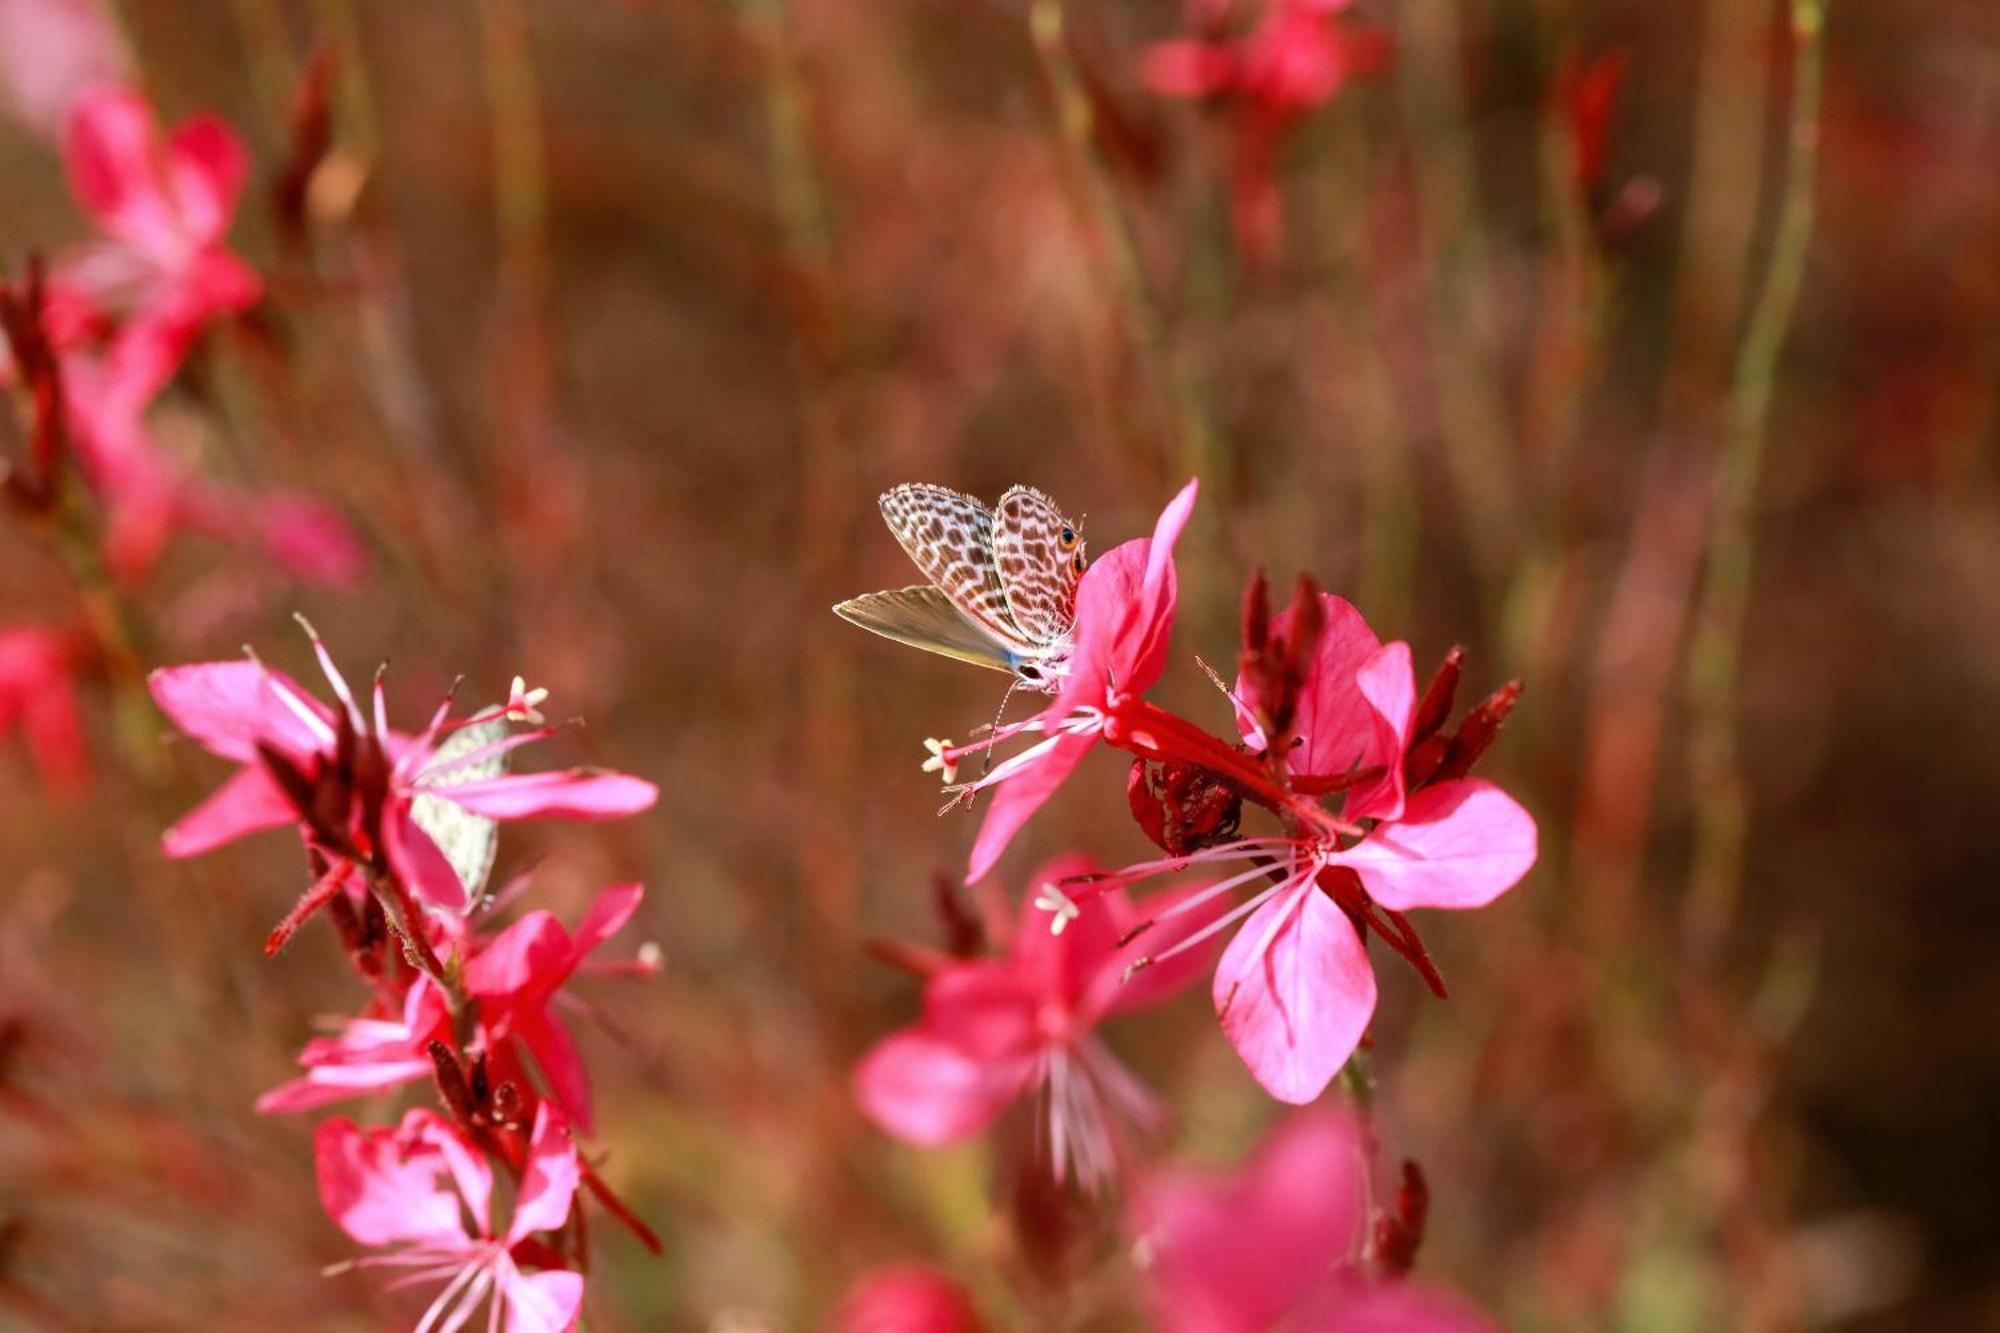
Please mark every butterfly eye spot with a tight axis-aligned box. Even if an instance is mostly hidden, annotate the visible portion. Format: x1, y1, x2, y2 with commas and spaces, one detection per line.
1059, 527, 1076, 547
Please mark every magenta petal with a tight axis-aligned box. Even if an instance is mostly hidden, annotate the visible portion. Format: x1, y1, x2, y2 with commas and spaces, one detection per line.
1009, 851, 1115, 1005
313, 1115, 466, 1249
1133, 1110, 1369, 1333
1328, 779, 1538, 912
161, 763, 294, 857
466, 911, 574, 1000
520, 1008, 594, 1132
164, 113, 248, 240
966, 733, 1092, 884
1142, 41, 1237, 97
1342, 639, 1415, 822
63, 88, 166, 240
922, 966, 1040, 1062
500, 1268, 585, 1333
570, 881, 644, 958
507, 1102, 580, 1243
853, 1029, 1033, 1146
1214, 885, 1375, 1104
384, 799, 469, 911
434, 769, 658, 820
1090, 883, 1226, 1020
147, 660, 332, 763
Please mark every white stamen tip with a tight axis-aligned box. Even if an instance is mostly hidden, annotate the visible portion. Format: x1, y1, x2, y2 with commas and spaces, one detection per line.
504, 675, 550, 724
921, 737, 958, 783
636, 941, 663, 971
1033, 883, 1082, 935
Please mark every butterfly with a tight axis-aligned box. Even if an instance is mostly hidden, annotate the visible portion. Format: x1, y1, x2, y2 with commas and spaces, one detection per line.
410, 715, 507, 901
834, 483, 1087, 691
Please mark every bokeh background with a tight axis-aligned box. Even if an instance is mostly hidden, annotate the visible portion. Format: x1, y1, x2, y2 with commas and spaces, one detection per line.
2, 0, 1997, 1328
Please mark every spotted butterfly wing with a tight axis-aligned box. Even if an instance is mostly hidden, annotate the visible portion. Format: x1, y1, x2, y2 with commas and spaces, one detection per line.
874, 484, 1041, 657
992, 485, 1085, 645
410, 716, 506, 900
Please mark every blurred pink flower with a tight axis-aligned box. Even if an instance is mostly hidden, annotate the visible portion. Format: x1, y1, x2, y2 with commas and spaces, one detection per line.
947, 478, 1199, 883
56, 87, 261, 366
316, 1102, 583, 1333
1131, 1110, 1499, 1333
1143, 0, 1384, 264
148, 629, 658, 910
0, 0, 127, 138
0, 624, 88, 795
258, 884, 649, 1129
854, 855, 1214, 1187
830, 1265, 985, 1333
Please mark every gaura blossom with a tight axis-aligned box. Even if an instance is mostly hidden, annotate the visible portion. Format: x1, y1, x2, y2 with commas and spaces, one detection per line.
147, 625, 658, 911
0, 0, 127, 138
316, 1102, 583, 1333
830, 1265, 986, 1333
854, 856, 1214, 1188
1131, 1110, 1499, 1333
1049, 588, 1535, 1104
257, 883, 651, 1131
1143, 0, 1385, 264
0, 623, 88, 796
943, 479, 1199, 884
57, 87, 261, 366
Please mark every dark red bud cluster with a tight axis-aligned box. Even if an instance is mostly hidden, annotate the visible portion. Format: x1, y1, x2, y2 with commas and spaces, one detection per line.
254, 702, 393, 867
427, 1040, 524, 1136
1127, 756, 1243, 856
0, 259, 69, 515
1370, 1159, 1430, 1277
1237, 569, 1327, 764
1405, 663, 1522, 791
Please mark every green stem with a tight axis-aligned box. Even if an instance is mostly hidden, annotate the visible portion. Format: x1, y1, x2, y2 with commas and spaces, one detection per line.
1684, 0, 1829, 961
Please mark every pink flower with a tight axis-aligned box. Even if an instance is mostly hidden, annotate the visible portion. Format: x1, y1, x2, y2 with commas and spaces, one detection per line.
0, 624, 88, 795
316, 1102, 583, 1333
461, 882, 647, 1132
854, 855, 1213, 1188
0, 0, 127, 138
258, 884, 648, 1129
945, 479, 1199, 883
57, 87, 261, 365
148, 626, 658, 911
1143, 0, 1383, 264
830, 1265, 985, 1333
1131, 1111, 1498, 1333
1071, 592, 1535, 1104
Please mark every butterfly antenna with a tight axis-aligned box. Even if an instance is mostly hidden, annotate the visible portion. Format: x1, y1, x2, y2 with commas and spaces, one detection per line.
961, 674, 1028, 808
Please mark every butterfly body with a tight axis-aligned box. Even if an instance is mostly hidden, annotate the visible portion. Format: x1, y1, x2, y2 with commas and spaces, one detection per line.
836, 483, 1086, 690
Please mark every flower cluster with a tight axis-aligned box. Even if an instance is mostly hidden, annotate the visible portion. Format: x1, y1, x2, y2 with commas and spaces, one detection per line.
850, 481, 1535, 1322
150, 628, 660, 1329
1, 68, 366, 792
1143, 0, 1387, 264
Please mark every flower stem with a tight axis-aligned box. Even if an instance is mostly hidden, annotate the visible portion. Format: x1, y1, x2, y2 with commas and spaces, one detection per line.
1684, 0, 1829, 964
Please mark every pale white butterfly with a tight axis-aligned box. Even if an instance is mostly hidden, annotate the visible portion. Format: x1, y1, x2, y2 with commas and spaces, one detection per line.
409, 715, 506, 902
834, 483, 1087, 691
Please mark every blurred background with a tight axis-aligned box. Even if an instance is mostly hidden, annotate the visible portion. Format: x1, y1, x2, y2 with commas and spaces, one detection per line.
1, 0, 1996, 1328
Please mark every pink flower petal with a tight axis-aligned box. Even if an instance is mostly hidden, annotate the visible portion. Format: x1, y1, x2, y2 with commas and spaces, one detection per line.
1008, 851, 1118, 1005
385, 798, 470, 911
1298, 1279, 1505, 1333
921, 965, 1041, 1063
0, 0, 128, 138
163, 113, 247, 242
1344, 639, 1415, 822
1090, 883, 1226, 1020
507, 1102, 580, 1243
1142, 40, 1238, 98
147, 660, 333, 763
1328, 779, 1537, 911
499, 1267, 584, 1333
466, 911, 574, 1000
965, 732, 1091, 884
313, 1114, 467, 1249
517, 1007, 594, 1132
161, 763, 295, 858
831, 1266, 985, 1333
435, 769, 659, 821
853, 1030, 1035, 1146
1214, 883, 1375, 1104
569, 881, 644, 959
1133, 1110, 1369, 1333
62, 87, 170, 244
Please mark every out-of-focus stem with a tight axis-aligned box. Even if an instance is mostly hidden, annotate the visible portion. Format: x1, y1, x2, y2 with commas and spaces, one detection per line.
1025, 0, 1215, 492
1684, 0, 1829, 962
478, 0, 552, 308
226, 0, 299, 142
